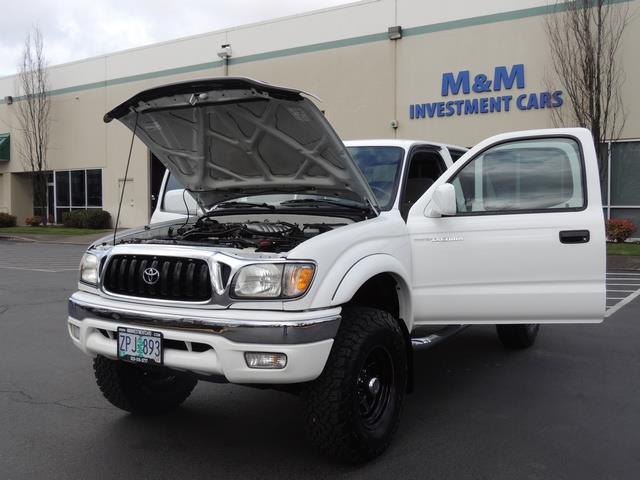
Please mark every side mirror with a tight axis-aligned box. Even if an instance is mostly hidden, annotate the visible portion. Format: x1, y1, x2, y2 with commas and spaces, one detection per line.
163, 189, 199, 215
426, 183, 457, 217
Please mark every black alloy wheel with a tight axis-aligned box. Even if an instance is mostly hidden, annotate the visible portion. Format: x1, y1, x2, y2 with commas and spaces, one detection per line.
303, 307, 408, 463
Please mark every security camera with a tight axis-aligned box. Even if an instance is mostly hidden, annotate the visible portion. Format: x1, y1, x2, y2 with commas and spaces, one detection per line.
217, 44, 232, 59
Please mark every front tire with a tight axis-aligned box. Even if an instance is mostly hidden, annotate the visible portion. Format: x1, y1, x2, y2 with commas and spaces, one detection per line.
496, 324, 540, 349
302, 307, 408, 463
93, 356, 197, 415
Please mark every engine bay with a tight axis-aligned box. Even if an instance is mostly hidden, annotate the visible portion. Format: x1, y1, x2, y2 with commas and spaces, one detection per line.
121, 217, 348, 253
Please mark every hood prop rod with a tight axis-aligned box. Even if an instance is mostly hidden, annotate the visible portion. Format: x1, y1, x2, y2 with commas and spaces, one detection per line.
112, 111, 139, 245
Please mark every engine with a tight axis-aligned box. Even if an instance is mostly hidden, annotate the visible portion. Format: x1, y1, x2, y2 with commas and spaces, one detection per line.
126, 219, 345, 253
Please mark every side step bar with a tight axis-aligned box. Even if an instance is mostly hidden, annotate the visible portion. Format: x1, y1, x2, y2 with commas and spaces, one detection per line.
411, 325, 469, 351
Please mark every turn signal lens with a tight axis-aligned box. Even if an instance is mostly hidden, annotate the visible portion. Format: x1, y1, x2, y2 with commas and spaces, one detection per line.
283, 264, 315, 298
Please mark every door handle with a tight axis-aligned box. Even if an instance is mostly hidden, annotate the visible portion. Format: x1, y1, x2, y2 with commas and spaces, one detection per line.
559, 230, 590, 244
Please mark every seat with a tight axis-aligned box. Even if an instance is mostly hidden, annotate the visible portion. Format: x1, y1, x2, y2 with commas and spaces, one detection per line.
405, 177, 434, 205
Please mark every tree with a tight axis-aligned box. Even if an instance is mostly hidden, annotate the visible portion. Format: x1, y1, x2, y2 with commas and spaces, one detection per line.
545, 0, 631, 182
15, 26, 51, 224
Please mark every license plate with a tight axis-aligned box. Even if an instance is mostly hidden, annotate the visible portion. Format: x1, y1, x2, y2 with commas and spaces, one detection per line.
117, 327, 163, 365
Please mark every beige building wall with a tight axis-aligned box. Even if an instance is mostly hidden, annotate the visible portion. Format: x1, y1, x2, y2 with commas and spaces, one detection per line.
10, 174, 32, 222
0, 173, 9, 214
228, 41, 396, 139
0, 0, 637, 226
396, 16, 556, 145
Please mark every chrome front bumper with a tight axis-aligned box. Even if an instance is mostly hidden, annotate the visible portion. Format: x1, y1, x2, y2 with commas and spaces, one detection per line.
68, 292, 341, 344
67, 291, 340, 383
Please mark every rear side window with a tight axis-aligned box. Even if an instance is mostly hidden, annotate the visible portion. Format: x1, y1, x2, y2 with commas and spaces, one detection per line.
448, 149, 466, 162
451, 138, 585, 214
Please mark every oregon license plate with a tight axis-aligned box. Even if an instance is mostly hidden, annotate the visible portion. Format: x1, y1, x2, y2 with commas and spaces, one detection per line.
117, 327, 163, 365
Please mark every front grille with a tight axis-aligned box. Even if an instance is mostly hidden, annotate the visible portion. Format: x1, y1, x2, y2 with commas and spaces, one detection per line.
103, 255, 212, 301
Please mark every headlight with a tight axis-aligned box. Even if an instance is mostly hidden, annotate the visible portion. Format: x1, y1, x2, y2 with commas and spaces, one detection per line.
80, 253, 99, 285
231, 263, 315, 299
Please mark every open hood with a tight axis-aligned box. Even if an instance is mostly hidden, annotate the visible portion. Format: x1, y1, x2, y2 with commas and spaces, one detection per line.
104, 77, 379, 211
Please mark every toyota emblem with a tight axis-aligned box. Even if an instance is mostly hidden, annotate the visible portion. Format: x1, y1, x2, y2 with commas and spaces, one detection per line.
142, 267, 160, 285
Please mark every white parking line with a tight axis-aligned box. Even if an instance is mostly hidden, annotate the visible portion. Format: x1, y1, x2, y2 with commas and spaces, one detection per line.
607, 289, 640, 317
606, 270, 640, 315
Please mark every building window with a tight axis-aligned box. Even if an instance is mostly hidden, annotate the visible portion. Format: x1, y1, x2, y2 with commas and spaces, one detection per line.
86, 169, 102, 207
610, 142, 640, 205
52, 169, 103, 223
603, 140, 640, 235
70, 170, 86, 206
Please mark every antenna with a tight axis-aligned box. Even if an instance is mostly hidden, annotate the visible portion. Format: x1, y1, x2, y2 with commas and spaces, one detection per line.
113, 111, 139, 245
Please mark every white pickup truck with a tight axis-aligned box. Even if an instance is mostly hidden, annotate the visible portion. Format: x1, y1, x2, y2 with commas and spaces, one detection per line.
67, 78, 605, 462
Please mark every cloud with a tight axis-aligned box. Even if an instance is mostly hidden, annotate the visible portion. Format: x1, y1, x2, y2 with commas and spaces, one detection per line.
0, 0, 354, 76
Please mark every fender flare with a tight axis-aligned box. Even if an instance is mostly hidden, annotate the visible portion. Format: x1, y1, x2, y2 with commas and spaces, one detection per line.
330, 254, 413, 331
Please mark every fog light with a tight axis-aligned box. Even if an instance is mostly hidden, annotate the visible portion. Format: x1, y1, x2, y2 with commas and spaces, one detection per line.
69, 323, 80, 340
244, 352, 287, 369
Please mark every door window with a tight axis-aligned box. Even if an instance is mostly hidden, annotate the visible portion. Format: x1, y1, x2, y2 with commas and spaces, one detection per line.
451, 137, 585, 214
401, 150, 446, 217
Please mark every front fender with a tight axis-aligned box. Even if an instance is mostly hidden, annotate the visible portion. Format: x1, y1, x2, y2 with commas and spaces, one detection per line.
330, 254, 413, 331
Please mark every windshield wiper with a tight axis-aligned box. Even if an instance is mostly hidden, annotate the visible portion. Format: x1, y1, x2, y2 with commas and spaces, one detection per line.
215, 201, 275, 210
279, 199, 368, 210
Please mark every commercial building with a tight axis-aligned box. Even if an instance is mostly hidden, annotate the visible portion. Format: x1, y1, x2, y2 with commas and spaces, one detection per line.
0, 0, 638, 227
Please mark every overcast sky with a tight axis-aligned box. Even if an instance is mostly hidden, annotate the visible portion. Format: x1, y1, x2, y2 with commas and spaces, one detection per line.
0, 0, 354, 77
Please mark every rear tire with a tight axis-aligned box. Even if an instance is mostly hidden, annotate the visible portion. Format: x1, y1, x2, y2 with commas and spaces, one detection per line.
496, 324, 540, 349
93, 356, 197, 415
302, 307, 408, 463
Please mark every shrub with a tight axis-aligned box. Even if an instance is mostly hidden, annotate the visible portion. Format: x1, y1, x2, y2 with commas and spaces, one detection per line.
607, 218, 636, 243
62, 209, 111, 229
25, 216, 43, 226
0, 212, 17, 227
84, 210, 111, 229
62, 210, 87, 228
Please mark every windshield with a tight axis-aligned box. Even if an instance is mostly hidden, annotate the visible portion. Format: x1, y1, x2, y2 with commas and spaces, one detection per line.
162, 142, 407, 213
347, 146, 404, 210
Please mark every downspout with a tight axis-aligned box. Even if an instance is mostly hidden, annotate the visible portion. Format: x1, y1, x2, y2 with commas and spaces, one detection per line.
388, 0, 402, 139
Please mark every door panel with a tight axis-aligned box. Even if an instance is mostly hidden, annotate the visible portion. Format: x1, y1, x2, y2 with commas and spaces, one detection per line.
407, 129, 605, 325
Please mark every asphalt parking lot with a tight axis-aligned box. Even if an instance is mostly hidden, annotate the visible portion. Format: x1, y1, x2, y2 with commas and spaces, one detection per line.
1, 241, 639, 479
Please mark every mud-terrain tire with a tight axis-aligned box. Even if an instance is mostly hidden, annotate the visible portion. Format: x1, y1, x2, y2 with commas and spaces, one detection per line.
302, 307, 408, 463
93, 356, 197, 415
496, 324, 540, 349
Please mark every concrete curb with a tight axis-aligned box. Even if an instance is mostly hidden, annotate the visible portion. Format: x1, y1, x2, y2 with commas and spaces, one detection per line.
0, 234, 38, 243
0, 234, 100, 246
607, 255, 640, 271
